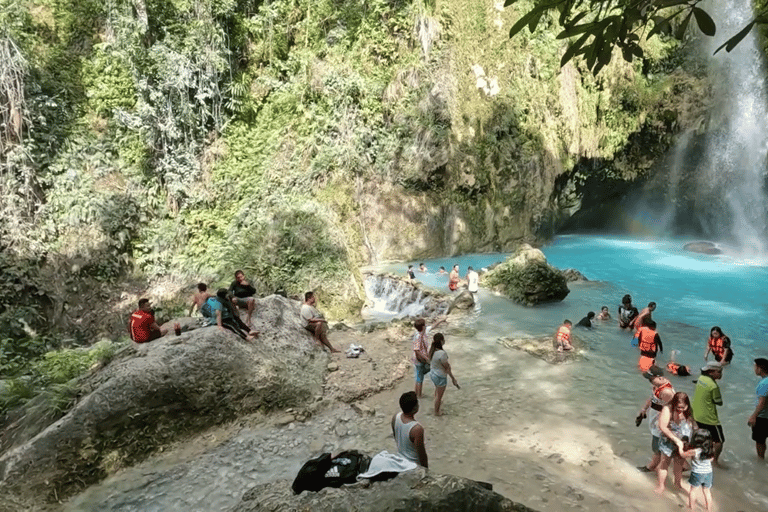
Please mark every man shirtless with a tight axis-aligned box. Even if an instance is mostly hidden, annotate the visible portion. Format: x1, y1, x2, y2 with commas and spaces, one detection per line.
188, 283, 212, 316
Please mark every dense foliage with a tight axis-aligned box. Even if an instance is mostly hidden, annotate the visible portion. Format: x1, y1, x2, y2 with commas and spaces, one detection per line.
0, 0, 728, 343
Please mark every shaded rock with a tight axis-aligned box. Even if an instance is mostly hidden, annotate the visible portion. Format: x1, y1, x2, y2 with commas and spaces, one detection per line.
230, 468, 537, 512
447, 290, 475, 314
561, 268, 589, 282
483, 245, 569, 305
497, 336, 583, 364
0, 295, 327, 502
683, 241, 722, 255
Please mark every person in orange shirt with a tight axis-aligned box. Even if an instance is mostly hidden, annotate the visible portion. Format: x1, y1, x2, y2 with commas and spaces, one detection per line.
637, 319, 663, 372
555, 320, 573, 352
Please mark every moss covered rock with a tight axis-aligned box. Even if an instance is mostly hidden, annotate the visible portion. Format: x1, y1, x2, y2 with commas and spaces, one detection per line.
483, 245, 569, 305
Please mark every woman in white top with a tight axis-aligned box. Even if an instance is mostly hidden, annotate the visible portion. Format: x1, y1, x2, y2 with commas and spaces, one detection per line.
428, 333, 460, 416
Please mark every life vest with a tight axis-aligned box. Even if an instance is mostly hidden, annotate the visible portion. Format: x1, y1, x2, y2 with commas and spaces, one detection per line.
666, 362, 691, 377
556, 325, 571, 344
708, 336, 727, 360
651, 381, 674, 411
637, 326, 658, 357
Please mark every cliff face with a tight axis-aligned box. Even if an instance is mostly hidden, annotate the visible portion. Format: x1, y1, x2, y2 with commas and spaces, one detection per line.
0, 0, 710, 329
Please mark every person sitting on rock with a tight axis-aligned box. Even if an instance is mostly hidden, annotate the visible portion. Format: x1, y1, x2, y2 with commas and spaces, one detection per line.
206, 289, 255, 340
188, 282, 212, 317
301, 291, 340, 353
391, 391, 428, 468
576, 311, 596, 328
555, 320, 573, 351
229, 270, 257, 327
129, 298, 167, 343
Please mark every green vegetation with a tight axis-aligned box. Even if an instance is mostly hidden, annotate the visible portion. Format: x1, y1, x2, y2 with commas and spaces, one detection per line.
484, 259, 569, 305
0, 0, 715, 355
1, 339, 118, 415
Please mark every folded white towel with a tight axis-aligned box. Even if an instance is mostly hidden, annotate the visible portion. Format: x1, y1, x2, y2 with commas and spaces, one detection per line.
357, 450, 417, 479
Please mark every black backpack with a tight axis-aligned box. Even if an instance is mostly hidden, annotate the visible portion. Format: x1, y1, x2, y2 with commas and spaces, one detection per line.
291, 451, 371, 494
292, 453, 332, 494
323, 450, 371, 487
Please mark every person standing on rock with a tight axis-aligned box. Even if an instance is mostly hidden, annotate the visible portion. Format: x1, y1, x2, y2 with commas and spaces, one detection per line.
412, 316, 446, 398
406, 265, 416, 279
391, 391, 428, 468
748, 357, 768, 459
301, 291, 340, 353
692, 361, 725, 466
448, 264, 461, 291
229, 270, 257, 327
637, 366, 676, 473
466, 266, 479, 295
428, 333, 460, 416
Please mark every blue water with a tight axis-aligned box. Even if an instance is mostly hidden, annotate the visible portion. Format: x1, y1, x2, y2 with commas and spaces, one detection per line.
385, 235, 768, 508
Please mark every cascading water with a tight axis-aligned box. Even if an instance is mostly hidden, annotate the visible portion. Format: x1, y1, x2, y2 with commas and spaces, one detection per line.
362, 273, 451, 319
658, 0, 768, 252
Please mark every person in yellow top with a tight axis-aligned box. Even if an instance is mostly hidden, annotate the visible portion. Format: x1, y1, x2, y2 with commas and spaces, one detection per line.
555, 320, 573, 352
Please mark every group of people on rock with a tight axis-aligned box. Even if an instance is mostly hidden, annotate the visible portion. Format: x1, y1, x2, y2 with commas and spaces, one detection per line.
129, 270, 342, 352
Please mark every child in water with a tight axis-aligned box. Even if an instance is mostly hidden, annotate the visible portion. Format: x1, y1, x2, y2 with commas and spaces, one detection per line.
666, 350, 692, 377
555, 320, 573, 352
595, 306, 611, 320
679, 429, 715, 512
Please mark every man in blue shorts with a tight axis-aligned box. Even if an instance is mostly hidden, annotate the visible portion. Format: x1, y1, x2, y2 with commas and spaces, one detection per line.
748, 358, 768, 459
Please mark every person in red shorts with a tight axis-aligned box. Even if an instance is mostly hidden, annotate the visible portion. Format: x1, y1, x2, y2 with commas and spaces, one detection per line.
129, 298, 167, 343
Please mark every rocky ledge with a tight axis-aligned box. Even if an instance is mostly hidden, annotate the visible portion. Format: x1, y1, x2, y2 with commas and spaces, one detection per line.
231, 468, 538, 512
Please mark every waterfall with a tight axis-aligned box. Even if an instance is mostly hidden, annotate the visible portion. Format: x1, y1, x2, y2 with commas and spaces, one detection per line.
362, 273, 451, 319
665, 0, 768, 252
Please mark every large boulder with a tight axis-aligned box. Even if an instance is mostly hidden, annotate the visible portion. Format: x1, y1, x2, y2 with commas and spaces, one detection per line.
447, 290, 475, 313
0, 295, 328, 503
230, 468, 537, 512
483, 245, 569, 305
683, 241, 722, 255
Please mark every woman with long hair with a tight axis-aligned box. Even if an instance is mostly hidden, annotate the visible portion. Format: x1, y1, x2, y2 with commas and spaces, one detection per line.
655, 391, 696, 494
705, 326, 733, 364
428, 333, 460, 416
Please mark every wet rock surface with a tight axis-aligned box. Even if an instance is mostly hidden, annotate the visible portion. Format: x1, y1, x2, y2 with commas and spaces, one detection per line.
560, 268, 589, 282
496, 336, 584, 364
683, 241, 722, 255
231, 469, 537, 512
